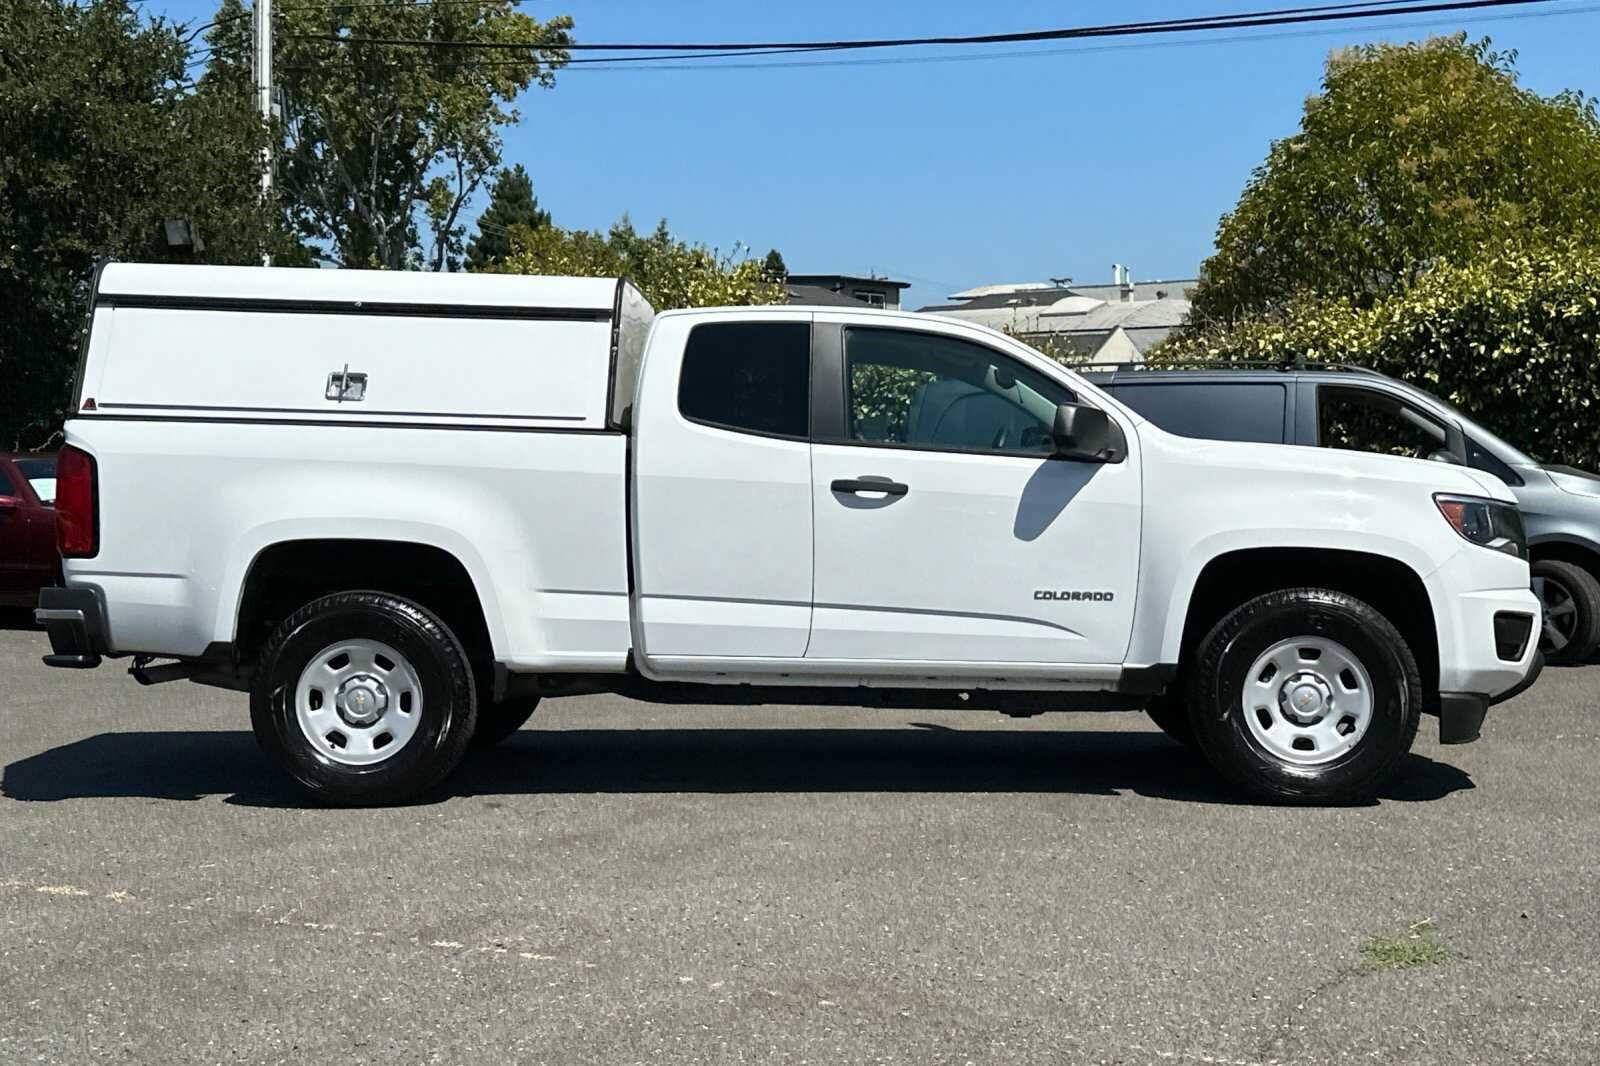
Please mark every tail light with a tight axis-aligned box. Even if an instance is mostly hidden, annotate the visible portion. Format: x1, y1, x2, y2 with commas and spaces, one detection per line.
56, 445, 98, 558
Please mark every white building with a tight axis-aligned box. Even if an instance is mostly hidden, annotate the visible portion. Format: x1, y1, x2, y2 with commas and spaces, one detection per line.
918, 265, 1196, 363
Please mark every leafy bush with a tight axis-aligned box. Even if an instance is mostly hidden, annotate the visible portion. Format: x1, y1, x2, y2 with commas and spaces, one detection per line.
490, 217, 785, 310
1158, 243, 1600, 468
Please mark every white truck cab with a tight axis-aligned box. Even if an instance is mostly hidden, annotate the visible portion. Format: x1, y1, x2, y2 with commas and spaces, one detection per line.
38, 264, 1543, 804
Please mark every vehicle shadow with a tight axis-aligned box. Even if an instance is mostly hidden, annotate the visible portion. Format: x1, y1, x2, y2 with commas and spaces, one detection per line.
0, 607, 39, 632
1, 726, 1474, 809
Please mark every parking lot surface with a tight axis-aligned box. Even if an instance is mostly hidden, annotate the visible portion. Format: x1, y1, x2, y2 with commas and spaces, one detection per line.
1, 622, 1596, 1065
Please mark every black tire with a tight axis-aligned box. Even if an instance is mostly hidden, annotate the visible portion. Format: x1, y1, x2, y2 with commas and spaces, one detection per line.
1531, 559, 1600, 665
1144, 689, 1197, 749
1187, 588, 1421, 804
250, 591, 478, 806
471, 696, 540, 749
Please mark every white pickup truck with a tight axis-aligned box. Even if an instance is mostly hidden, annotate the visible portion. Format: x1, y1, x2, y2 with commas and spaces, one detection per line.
38, 264, 1542, 805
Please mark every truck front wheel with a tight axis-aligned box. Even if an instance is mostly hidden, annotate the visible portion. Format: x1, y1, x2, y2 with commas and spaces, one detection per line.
250, 591, 478, 805
1187, 588, 1421, 804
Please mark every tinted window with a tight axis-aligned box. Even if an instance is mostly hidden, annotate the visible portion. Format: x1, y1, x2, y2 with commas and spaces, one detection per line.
844, 327, 1076, 454
678, 322, 810, 439
1466, 437, 1522, 486
0, 465, 15, 497
1112, 382, 1286, 444
1318, 386, 1448, 459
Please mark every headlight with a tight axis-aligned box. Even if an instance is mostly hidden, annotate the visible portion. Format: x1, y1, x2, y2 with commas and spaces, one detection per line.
1434, 494, 1527, 559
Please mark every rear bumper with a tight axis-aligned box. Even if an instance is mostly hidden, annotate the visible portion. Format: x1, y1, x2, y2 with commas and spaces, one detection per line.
35, 586, 109, 668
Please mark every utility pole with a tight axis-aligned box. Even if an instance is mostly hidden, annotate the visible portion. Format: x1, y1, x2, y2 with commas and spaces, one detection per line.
253, 0, 274, 265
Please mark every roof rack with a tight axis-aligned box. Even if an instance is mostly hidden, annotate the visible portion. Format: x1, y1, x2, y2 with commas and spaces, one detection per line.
1064, 358, 1383, 376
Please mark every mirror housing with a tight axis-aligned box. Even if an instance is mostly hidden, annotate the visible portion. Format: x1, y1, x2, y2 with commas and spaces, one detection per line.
1051, 403, 1123, 462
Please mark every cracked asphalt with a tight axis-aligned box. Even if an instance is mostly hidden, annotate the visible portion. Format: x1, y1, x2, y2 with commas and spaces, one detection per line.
1, 622, 1597, 1065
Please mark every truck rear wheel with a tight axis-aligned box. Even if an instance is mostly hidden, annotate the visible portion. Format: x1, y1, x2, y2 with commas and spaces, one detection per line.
1187, 588, 1420, 804
250, 591, 478, 805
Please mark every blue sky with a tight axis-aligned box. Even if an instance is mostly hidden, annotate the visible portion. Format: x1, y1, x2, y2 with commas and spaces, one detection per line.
151, 0, 1600, 308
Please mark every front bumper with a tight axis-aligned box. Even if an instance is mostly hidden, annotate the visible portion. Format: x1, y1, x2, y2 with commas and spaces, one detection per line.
1435, 648, 1543, 745
36, 586, 110, 668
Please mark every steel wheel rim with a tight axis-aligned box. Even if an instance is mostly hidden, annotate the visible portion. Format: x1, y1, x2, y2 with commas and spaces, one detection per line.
1241, 636, 1375, 767
1532, 576, 1579, 653
294, 638, 424, 767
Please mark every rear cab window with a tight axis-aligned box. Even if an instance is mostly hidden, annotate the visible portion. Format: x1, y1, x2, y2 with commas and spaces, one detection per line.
1111, 381, 1287, 444
677, 322, 811, 439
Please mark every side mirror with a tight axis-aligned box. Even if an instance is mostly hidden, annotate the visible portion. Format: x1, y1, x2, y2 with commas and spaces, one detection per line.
0, 497, 17, 514
1051, 403, 1122, 462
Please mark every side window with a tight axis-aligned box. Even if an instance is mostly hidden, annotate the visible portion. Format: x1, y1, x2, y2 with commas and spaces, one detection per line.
1113, 382, 1286, 444
0, 466, 15, 497
1465, 437, 1523, 486
844, 327, 1076, 454
678, 322, 810, 439
1317, 386, 1448, 459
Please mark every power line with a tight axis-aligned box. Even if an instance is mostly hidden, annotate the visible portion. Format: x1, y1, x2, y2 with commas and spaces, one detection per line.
282, 0, 1567, 56
182, 0, 535, 44
554, 2, 1600, 73
323, 1, 1595, 75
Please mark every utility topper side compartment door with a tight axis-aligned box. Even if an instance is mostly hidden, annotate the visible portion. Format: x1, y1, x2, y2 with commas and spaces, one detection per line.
630, 312, 817, 665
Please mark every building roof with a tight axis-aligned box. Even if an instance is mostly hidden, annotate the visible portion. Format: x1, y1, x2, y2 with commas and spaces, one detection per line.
786, 274, 911, 291
921, 277, 1198, 313
945, 281, 1059, 300
1042, 297, 1191, 332
785, 282, 871, 307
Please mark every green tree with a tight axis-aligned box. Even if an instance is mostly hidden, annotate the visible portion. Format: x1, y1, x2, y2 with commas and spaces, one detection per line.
0, 0, 294, 448
465, 164, 550, 270
204, 0, 572, 270
1191, 36, 1600, 325
762, 248, 788, 280
491, 217, 787, 309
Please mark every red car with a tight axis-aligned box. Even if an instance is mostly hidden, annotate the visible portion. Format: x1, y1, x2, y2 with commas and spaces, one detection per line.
0, 453, 61, 608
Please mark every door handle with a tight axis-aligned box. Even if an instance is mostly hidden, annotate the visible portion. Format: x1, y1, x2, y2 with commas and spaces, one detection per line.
831, 477, 908, 497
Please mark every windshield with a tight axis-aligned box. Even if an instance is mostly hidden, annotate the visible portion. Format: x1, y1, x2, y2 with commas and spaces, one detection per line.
14, 458, 57, 505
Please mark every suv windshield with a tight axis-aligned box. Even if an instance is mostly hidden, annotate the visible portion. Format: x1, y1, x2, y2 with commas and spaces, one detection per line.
1414, 391, 1538, 467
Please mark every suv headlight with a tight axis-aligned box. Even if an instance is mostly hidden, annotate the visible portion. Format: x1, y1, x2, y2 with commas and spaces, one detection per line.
1434, 494, 1527, 559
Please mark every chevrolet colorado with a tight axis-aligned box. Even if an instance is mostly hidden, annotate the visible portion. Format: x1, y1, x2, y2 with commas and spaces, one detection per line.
37, 264, 1542, 804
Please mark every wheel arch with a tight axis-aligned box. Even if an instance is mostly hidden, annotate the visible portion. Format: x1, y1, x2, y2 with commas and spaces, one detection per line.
1167, 546, 1441, 698
229, 536, 500, 676
1528, 535, 1600, 580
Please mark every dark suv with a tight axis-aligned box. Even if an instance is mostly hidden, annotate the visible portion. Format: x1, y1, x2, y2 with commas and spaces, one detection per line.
1081, 364, 1600, 664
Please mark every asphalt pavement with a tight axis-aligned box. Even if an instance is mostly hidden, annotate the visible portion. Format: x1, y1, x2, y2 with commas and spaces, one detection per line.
1, 621, 1596, 1065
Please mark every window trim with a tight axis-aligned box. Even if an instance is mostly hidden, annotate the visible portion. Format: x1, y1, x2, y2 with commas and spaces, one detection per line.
675, 320, 813, 444
816, 324, 1085, 461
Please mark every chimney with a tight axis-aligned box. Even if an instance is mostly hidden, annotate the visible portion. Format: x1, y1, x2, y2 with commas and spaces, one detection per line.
1112, 264, 1135, 302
